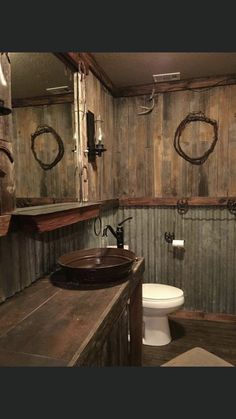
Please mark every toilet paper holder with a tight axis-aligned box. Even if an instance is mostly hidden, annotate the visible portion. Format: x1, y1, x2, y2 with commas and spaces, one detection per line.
164, 232, 175, 243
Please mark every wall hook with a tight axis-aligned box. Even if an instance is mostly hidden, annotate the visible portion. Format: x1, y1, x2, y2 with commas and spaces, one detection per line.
177, 198, 189, 215
227, 198, 236, 215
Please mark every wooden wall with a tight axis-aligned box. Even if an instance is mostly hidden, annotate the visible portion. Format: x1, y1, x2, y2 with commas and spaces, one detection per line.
12, 103, 76, 199
0, 54, 15, 214
85, 71, 115, 201
114, 85, 236, 198
11, 70, 115, 202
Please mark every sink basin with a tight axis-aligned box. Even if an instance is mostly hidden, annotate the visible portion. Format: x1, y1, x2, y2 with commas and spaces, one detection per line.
57, 247, 137, 284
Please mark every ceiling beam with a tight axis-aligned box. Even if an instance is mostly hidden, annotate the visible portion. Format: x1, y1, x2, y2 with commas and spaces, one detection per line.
12, 93, 73, 108
116, 73, 236, 97
55, 52, 117, 96
54, 54, 236, 98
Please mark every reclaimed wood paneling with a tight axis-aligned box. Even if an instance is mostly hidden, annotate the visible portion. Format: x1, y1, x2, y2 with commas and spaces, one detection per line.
0, 53, 15, 214
114, 85, 236, 198
85, 71, 115, 201
12, 103, 76, 199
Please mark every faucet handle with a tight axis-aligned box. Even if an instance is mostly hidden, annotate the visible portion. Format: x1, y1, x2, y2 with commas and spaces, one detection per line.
102, 226, 108, 237
117, 216, 133, 227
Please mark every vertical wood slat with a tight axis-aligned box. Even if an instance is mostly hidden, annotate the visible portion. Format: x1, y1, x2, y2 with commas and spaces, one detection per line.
12, 103, 76, 199
115, 84, 236, 199
119, 206, 236, 315
0, 53, 15, 214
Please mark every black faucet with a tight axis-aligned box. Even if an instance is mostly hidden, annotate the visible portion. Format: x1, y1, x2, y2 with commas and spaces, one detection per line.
102, 217, 133, 248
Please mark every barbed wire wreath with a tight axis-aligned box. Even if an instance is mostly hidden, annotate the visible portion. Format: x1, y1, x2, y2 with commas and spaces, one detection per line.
174, 111, 218, 165
31, 125, 64, 170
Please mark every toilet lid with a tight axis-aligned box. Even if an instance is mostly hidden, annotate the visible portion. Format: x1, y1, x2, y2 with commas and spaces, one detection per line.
143, 283, 183, 300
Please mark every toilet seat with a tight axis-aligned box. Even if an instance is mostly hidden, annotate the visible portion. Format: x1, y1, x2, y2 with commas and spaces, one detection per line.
142, 283, 184, 309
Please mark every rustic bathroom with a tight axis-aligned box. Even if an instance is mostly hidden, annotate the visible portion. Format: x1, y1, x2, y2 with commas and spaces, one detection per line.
0, 52, 236, 366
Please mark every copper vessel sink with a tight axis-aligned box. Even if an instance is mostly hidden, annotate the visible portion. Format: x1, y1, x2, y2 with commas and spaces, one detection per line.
57, 247, 137, 284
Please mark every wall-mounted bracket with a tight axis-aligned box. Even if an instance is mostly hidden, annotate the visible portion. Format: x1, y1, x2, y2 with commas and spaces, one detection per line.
227, 198, 236, 215
164, 232, 175, 243
177, 198, 189, 215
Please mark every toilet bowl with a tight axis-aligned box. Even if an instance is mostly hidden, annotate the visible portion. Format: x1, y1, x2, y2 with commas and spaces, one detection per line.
142, 283, 184, 346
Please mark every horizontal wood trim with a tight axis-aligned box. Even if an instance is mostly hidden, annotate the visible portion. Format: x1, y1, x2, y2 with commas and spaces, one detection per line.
12, 93, 73, 108
117, 73, 236, 97
55, 52, 117, 96
170, 310, 236, 323
98, 198, 119, 210
53, 52, 80, 72
78, 53, 117, 96
16, 197, 78, 208
119, 196, 234, 207
0, 215, 11, 236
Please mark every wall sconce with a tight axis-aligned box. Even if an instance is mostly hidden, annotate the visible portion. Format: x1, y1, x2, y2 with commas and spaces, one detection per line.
86, 111, 106, 162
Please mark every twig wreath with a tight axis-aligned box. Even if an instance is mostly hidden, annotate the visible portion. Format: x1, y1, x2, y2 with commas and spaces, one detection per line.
31, 125, 64, 170
174, 111, 218, 165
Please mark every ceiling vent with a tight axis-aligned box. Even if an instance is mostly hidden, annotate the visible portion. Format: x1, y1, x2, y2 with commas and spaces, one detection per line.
153, 72, 180, 83
46, 86, 71, 94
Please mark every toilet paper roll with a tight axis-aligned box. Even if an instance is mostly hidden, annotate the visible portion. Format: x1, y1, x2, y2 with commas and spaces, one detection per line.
172, 239, 185, 248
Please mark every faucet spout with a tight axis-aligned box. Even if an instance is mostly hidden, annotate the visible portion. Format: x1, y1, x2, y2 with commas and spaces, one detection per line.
102, 224, 117, 239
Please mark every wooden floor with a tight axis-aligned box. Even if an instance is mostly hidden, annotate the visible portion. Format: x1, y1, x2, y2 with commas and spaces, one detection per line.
142, 316, 236, 366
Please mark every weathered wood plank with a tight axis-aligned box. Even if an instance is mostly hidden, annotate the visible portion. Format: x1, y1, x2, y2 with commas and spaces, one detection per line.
0, 54, 15, 214
119, 196, 233, 206
0, 258, 144, 366
14, 204, 100, 233
12, 93, 73, 108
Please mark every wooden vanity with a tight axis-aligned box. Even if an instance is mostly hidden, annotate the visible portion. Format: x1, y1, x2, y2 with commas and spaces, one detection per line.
0, 257, 144, 366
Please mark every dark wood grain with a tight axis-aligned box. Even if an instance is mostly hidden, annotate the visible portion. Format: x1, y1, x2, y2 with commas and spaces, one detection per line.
0, 214, 11, 236
0, 279, 59, 337
0, 258, 144, 366
0, 350, 66, 367
119, 196, 232, 207
13, 203, 100, 232
12, 93, 73, 108
0, 54, 15, 215
129, 281, 143, 366
143, 316, 236, 366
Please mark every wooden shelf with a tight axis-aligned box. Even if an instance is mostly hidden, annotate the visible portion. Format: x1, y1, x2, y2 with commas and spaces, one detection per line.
12, 202, 100, 233
11, 199, 119, 233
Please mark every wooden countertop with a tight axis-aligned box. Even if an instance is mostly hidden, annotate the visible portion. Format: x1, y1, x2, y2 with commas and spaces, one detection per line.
0, 257, 144, 366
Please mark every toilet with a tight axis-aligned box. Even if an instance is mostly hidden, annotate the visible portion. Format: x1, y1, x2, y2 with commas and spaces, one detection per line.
142, 283, 184, 346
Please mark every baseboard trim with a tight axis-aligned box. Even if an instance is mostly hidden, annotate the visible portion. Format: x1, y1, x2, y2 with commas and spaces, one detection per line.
169, 310, 236, 323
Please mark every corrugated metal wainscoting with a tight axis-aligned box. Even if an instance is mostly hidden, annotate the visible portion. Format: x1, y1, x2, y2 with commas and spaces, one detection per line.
0, 208, 119, 303
118, 206, 236, 314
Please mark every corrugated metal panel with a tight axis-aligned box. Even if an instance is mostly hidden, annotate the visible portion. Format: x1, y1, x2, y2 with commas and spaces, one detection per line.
0, 208, 119, 303
118, 207, 236, 314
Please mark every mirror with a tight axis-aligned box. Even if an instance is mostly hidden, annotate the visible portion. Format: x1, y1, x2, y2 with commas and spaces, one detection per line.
10, 52, 76, 207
